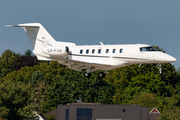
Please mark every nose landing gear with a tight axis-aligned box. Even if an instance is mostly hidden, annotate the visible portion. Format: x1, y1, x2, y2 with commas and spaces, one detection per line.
157, 63, 163, 74
159, 69, 163, 74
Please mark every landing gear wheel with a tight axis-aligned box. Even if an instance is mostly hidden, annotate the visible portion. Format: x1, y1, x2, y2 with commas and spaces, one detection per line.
159, 69, 163, 74
98, 72, 105, 78
84, 72, 91, 78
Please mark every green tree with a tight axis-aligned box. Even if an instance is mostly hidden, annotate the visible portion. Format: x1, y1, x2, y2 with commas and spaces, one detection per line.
34, 80, 49, 112
158, 94, 180, 112
41, 70, 114, 113
128, 93, 158, 109
3, 66, 36, 84
0, 80, 36, 119
160, 63, 179, 86
124, 72, 169, 101
31, 70, 44, 86
45, 115, 56, 120
24, 49, 32, 56
0, 50, 19, 78
0, 50, 39, 78
13, 49, 39, 70
1, 47, 179, 115
158, 108, 180, 120
13, 55, 39, 70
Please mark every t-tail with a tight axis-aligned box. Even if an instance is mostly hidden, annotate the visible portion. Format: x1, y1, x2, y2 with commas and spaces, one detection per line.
6, 23, 76, 60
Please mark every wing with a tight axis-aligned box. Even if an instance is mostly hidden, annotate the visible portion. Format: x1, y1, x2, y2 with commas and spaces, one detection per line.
51, 56, 111, 72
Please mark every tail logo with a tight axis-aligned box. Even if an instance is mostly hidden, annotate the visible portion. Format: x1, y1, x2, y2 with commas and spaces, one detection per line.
37, 37, 53, 48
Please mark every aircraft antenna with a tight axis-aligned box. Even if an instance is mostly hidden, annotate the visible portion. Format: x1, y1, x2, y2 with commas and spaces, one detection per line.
100, 41, 104, 45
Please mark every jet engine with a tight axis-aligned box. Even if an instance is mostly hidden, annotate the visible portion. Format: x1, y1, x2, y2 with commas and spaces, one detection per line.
42, 46, 69, 56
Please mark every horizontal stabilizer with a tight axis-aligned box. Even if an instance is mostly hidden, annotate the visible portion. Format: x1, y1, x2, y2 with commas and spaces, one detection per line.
6, 23, 56, 50
5, 25, 39, 28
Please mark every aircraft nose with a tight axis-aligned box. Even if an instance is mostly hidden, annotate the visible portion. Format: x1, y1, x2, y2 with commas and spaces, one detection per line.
166, 55, 177, 62
154, 53, 177, 63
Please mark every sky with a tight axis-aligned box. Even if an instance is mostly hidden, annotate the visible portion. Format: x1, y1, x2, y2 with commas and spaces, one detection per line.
0, 1, 180, 68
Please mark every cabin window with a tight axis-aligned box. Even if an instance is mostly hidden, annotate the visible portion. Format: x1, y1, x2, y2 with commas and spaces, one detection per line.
120, 49, 123, 53
98, 49, 101, 54
106, 49, 109, 53
86, 49, 89, 54
113, 49, 116, 53
80, 50, 83, 54
92, 49, 95, 54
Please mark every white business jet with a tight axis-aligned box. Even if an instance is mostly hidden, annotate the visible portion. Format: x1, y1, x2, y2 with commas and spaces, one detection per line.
7, 23, 177, 78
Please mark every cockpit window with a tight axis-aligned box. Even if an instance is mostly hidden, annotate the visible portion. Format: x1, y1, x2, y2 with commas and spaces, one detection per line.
140, 47, 158, 51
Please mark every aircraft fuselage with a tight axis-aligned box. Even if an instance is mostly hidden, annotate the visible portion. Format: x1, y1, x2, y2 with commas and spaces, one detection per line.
8, 23, 177, 78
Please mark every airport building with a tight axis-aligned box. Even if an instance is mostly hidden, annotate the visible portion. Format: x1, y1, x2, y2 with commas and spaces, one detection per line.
44, 99, 161, 120
57, 102, 149, 120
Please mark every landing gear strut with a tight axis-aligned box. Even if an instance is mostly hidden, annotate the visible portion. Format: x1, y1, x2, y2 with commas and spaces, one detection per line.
157, 63, 163, 74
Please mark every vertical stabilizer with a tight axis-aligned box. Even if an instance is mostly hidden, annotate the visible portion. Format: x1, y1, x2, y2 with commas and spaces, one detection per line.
9, 23, 56, 50
7, 23, 76, 61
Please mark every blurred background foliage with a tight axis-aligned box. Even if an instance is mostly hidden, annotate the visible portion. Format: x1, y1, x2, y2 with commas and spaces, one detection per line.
0, 48, 180, 119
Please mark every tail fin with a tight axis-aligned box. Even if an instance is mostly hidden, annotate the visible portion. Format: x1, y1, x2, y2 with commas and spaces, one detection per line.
8, 23, 56, 50
7, 23, 76, 61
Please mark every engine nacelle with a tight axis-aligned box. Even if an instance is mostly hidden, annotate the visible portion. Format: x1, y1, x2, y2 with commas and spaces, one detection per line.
42, 46, 69, 56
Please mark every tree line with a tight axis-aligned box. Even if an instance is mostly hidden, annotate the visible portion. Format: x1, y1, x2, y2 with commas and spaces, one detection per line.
0, 49, 180, 120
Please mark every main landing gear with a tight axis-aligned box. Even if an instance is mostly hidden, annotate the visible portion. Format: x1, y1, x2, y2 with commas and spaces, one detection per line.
84, 72, 92, 78
98, 72, 106, 78
84, 72, 106, 78
84, 68, 106, 78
